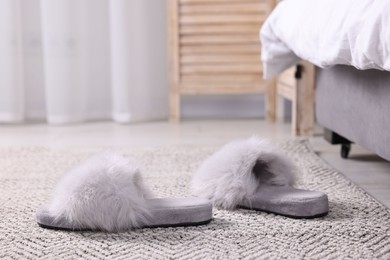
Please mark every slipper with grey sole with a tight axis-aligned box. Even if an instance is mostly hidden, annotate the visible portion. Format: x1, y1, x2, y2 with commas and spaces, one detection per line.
190, 136, 328, 218
36, 152, 212, 232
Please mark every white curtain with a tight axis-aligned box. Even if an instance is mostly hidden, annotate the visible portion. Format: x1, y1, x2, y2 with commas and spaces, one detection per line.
0, 0, 168, 124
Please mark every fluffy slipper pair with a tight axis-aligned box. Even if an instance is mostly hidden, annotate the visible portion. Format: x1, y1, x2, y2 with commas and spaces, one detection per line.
36, 137, 329, 232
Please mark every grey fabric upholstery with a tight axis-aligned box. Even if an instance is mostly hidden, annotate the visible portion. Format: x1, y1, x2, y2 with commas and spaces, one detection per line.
316, 65, 390, 161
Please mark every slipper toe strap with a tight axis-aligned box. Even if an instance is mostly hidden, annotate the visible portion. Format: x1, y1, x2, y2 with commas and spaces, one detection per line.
191, 137, 295, 209
43, 152, 153, 231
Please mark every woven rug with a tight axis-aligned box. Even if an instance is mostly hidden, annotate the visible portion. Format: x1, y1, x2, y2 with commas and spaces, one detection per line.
0, 140, 389, 259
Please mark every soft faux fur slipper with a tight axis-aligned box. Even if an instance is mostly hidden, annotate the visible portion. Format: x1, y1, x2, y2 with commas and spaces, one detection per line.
36, 152, 212, 232
191, 136, 328, 218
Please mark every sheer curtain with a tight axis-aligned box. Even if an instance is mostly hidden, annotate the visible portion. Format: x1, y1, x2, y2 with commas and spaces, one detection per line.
0, 0, 168, 124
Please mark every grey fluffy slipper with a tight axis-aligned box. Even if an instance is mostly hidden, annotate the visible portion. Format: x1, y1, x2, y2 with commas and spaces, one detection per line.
36, 152, 212, 232
190, 137, 328, 218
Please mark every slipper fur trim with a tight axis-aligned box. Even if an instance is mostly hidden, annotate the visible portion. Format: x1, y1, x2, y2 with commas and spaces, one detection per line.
191, 136, 295, 209
44, 152, 153, 231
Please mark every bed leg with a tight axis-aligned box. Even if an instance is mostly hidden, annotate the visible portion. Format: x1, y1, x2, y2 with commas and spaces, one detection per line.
341, 144, 351, 159
324, 128, 353, 159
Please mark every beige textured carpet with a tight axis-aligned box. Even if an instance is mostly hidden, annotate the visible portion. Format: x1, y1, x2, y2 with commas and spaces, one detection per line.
1, 140, 389, 259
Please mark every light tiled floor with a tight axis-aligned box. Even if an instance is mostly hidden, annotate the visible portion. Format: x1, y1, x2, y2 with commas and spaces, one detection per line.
0, 120, 389, 208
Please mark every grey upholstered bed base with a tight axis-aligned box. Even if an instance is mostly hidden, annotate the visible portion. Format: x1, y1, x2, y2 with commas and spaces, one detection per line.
316, 65, 390, 161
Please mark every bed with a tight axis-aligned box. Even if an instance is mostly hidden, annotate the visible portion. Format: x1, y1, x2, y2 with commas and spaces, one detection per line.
260, 0, 390, 160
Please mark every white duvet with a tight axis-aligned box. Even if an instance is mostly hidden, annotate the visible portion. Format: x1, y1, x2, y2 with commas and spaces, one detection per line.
260, 0, 390, 79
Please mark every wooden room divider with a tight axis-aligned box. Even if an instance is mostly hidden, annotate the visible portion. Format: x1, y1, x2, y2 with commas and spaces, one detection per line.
167, 0, 277, 121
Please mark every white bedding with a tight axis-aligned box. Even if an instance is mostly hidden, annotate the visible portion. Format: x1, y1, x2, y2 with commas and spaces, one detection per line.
260, 0, 390, 79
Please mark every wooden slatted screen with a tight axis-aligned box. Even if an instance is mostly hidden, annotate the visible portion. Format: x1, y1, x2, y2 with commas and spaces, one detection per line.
168, 0, 276, 121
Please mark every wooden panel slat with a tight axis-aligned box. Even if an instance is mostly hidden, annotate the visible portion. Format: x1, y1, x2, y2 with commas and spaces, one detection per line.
180, 14, 266, 24
180, 34, 260, 45
180, 3, 271, 14
182, 74, 262, 82
180, 24, 260, 35
181, 64, 262, 74
181, 54, 260, 64
180, 44, 260, 54
180, 0, 263, 4
180, 83, 268, 94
